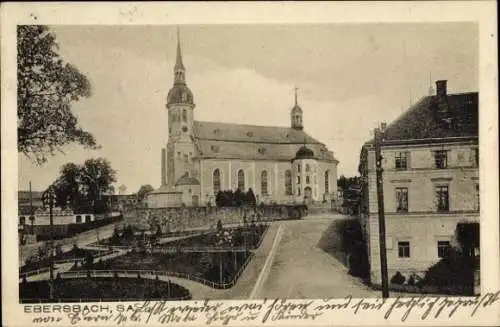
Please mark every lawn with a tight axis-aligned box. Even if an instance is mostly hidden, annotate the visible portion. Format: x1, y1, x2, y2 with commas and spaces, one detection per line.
19, 277, 191, 303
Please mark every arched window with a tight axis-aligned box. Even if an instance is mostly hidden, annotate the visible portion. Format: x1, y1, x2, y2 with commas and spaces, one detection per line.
297, 164, 301, 173
325, 170, 330, 194
285, 170, 292, 195
182, 109, 187, 122
237, 169, 245, 191
213, 169, 221, 194
305, 164, 310, 172
261, 171, 268, 195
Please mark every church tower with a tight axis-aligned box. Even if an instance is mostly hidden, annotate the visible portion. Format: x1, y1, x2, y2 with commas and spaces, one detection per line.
290, 87, 303, 130
165, 28, 197, 186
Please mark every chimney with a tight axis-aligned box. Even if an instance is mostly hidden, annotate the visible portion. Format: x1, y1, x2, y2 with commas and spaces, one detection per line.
436, 80, 447, 98
161, 148, 166, 186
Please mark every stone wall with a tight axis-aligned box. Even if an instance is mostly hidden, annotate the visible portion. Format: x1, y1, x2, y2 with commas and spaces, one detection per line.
127, 205, 306, 232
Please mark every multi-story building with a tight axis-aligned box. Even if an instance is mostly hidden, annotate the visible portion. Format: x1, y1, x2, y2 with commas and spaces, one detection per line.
358, 80, 479, 284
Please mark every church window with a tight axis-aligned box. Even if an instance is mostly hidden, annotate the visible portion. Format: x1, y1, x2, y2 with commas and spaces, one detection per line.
237, 170, 245, 191
298, 188, 301, 196
182, 109, 187, 122
182, 93, 187, 102
305, 164, 310, 172
213, 169, 221, 194
297, 164, 301, 173
183, 154, 189, 163
285, 170, 292, 195
306, 176, 310, 184
261, 171, 268, 196
297, 176, 301, 184
325, 170, 330, 193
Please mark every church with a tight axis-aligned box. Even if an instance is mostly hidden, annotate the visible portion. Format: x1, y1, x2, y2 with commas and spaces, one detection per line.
147, 32, 339, 208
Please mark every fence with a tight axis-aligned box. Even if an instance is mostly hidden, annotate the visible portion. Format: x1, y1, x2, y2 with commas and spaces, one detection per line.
21, 295, 192, 303
19, 249, 121, 279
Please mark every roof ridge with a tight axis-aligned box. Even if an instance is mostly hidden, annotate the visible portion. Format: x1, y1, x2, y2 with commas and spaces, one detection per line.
194, 120, 292, 130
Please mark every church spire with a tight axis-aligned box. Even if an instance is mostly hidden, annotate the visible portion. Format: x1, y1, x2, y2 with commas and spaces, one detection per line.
175, 27, 185, 71
291, 86, 303, 130
173, 27, 186, 85
294, 86, 298, 106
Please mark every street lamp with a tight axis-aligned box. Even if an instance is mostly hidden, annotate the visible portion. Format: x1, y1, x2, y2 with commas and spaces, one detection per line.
42, 185, 57, 300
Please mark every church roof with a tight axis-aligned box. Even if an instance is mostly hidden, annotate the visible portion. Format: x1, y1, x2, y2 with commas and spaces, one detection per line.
175, 174, 200, 186
294, 146, 315, 160
192, 121, 337, 162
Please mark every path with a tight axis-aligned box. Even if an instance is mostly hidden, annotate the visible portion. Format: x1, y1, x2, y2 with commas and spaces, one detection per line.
255, 214, 379, 298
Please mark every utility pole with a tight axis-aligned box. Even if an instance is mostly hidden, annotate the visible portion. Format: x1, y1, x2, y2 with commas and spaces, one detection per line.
374, 126, 389, 298
29, 181, 34, 234
42, 185, 57, 300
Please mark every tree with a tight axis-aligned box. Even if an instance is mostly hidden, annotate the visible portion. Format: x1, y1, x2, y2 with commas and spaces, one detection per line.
245, 188, 257, 206
51, 158, 117, 213
53, 162, 84, 209
17, 25, 98, 164
79, 158, 117, 213
137, 184, 154, 202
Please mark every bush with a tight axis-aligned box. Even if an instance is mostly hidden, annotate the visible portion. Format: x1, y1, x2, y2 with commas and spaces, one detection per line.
421, 247, 475, 293
390, 271, 406, 285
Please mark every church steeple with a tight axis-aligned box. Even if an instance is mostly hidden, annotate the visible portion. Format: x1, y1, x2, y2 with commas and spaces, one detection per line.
174, 27, 186, 85
290, 86, 303, 130
167, 27, 194, 107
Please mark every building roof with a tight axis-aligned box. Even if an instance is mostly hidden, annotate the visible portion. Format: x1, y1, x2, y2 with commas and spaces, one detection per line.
149, 185, 181, 194
192, 121, 337, 162
294, 146, 315, 160
364, 92, 478, 146
175, 174, 200, 186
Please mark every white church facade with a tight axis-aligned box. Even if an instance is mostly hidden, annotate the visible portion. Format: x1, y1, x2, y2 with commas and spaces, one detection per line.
147, 33, 339, 208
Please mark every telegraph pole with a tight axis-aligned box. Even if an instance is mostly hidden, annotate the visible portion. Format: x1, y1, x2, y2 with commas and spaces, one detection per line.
42, 185, 57, 300
374, 126, 389, 298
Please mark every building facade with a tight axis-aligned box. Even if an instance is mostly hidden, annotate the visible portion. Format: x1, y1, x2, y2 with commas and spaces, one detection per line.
148, 32, 339, 208
358, 80, 479, 284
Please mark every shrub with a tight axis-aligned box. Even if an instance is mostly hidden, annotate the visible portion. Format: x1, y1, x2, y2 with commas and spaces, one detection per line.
390, 271, 406, 285
421, 247, 475, 294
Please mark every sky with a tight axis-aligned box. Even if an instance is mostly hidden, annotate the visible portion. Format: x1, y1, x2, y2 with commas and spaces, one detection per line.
18, 23, 478, 193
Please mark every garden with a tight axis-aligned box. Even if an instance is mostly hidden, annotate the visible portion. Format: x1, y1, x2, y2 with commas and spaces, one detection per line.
20, 244, 115, 273
19, 276, 191, 302
68, 222, 269, 287
71, 250, 253, 286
